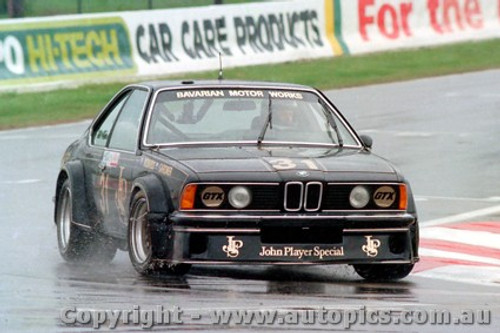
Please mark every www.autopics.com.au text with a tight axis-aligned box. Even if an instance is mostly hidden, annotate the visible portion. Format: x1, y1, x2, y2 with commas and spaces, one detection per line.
60, 305, 491, 329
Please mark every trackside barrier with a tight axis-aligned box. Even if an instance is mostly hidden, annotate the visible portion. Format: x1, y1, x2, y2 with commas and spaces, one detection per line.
335, 0, 500, 55
0, 0, 498, 91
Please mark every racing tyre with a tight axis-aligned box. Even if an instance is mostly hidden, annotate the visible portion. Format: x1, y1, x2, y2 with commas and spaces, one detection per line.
56, 180, 117, 263
353, 263, 414, 281
128, 191, 190, 276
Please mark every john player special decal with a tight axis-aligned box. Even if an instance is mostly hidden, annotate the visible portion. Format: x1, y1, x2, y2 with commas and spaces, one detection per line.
259, 246, 344, 260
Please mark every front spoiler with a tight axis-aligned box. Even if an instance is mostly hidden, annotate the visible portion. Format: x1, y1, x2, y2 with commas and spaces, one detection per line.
156, 219, 418, 265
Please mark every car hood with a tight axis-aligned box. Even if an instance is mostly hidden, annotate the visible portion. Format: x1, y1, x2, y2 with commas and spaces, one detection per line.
156, 146, 401, 182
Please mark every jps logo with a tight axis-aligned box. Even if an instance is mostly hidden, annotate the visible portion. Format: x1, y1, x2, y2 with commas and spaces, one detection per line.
201, 186, 224, 207
373, 186, 396, 208
362, 236, 381, 257
222, 236, 244, 258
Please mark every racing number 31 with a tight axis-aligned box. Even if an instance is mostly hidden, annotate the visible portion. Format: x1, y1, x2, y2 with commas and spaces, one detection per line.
269, 158, 319, 170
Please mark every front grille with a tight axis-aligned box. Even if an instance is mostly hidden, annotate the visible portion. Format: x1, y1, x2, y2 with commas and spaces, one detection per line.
250, 186, 280, 210
284, 181, 323, 212
304, 182, 323, 211
284, 182, 303, 211
192, 182, 402, 211
322, 185, 352, 210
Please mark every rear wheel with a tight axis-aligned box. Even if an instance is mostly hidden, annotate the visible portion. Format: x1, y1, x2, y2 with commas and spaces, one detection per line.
56, 179, 117, 263
353, 263, 414, 281
128, 191, 190, 276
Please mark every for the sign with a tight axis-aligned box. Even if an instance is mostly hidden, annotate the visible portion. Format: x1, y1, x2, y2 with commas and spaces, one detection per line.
359, 0, 413, 41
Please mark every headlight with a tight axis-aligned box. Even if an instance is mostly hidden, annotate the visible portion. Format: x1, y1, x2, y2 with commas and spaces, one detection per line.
349, 185, 370, 209
228, 186, 252, 209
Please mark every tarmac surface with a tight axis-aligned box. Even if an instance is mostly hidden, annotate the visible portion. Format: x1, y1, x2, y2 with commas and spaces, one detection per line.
1, 70, 499, 332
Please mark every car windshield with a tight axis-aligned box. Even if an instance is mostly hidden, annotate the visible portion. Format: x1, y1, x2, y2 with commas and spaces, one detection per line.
145, 88, 359, 147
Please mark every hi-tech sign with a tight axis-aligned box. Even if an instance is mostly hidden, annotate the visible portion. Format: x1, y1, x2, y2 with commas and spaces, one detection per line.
0, 18, 134, 81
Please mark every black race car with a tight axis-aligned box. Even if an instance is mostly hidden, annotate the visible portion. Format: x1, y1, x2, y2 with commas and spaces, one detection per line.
54, 80, 419, 280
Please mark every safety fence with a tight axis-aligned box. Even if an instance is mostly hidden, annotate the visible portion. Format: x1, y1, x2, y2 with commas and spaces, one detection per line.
0, 0, 499, 91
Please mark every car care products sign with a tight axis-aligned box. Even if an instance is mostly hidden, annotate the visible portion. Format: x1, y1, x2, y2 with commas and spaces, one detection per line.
126, 0, 333, 76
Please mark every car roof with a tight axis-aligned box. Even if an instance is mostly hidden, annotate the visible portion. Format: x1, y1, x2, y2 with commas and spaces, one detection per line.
134, 80, 316, 92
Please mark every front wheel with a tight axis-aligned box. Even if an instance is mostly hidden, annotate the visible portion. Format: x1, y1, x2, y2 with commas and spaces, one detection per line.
56, 179, 116, 263
353, 263, 414, 281
128, 191, 190, 276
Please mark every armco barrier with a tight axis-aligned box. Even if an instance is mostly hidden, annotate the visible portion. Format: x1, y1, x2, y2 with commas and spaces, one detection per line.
0, 0, 499, 91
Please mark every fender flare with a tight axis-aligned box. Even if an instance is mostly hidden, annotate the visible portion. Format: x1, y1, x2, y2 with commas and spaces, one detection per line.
55, 161, 92, 227
130, 173, 173, 214
130, 174, 174, 259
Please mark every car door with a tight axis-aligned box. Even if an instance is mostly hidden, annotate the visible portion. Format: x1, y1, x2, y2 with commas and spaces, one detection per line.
84, 90, 131, 229
99, 88, 150, 237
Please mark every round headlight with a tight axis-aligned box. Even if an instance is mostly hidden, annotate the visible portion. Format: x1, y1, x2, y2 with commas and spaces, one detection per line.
349, 185, 370, 209
228, 186, 252, 209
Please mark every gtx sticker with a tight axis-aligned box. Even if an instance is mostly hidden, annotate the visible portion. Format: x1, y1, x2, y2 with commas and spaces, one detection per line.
362, 236, 381, 257
201, 186, 225, 207
222, 236, 243, 258
373, 186, 396, 208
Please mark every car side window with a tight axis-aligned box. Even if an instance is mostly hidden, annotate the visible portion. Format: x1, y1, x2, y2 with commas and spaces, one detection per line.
108, 89, 148, 151
92, 92, 130, 147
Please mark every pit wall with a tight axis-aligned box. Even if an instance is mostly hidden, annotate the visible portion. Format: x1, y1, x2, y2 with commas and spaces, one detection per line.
0, 0, 498, 91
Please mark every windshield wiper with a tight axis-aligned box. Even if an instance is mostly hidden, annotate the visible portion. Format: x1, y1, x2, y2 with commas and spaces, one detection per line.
257, 94, 273, 146
319, 98, 343, 148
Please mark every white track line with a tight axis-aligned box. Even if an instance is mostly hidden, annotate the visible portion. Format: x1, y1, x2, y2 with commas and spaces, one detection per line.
420, 228, 500, 249
418, 248, 500, 266
422, 204, 500, 228
414, 265, 500, 286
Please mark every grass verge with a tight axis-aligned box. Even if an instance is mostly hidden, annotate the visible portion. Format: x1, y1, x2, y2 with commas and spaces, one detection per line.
1, 39, 500, 130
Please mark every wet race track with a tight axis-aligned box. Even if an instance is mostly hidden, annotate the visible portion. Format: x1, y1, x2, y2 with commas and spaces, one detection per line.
1, 70, 499, 332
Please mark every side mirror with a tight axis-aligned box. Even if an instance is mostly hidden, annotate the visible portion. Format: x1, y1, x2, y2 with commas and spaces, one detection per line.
359, 135, 373, 149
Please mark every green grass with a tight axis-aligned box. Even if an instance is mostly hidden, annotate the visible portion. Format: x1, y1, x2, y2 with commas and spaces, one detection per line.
1, 39, 500, 130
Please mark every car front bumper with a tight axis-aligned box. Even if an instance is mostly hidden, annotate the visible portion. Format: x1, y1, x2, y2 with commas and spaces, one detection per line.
153, 212, 419, 265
